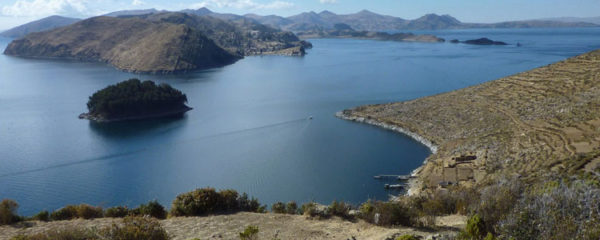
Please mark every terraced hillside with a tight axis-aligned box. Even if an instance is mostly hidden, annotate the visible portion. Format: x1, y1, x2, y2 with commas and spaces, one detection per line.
340, 50, 600, 190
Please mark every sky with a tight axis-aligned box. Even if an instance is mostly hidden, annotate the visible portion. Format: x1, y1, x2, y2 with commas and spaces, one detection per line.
0, 0, 599, 30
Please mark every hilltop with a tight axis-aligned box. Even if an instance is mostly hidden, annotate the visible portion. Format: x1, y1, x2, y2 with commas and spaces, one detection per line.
3, 12, 309, 73
0, 15, 80, 38
340, 49, 600, 191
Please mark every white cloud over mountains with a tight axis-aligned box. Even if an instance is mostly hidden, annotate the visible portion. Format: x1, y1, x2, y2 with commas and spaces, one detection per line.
319, 0, 337, 3
1, 0, 95, 17
190, 0, 294, 10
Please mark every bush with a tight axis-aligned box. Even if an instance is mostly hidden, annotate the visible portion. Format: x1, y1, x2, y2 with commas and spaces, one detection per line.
285, 201, 298, 215
300, 202, 319, 217
271, 202, 286, 214
49, 204, 102, 221
99, 216, 169, 240
327, 200, 353, 220
76, 204, 103, 219
358, 201, 418, 227
171, 188, 262, 217
396, 235, 419, 240
132, 201, 167, 219
32, 210, 49, 221
239, 225, 259, 240
457, 214, 487, 240
0, 199, 20, 225
105, 206, 130, 218
238, 193, 261, 213
50, 205, 78, 221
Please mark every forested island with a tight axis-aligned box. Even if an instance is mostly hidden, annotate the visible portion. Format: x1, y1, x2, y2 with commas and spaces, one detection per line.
79, 79, 192, 122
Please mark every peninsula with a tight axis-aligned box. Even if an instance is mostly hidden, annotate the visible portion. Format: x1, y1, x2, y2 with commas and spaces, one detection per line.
79, 79, 192, 122
3, 13, 309, 73
339, 49, 600, 192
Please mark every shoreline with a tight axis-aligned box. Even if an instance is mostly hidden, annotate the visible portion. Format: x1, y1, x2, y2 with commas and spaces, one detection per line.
79, 107, 193, 123
335, 110, 438, 196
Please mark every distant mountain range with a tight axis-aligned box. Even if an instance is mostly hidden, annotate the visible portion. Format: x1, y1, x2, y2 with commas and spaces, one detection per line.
0, 15, 80, 38
105, 8, 597, 31
2, 8, 598, 39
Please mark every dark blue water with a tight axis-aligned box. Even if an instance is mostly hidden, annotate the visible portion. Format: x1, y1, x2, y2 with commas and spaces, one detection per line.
1, 28, 600, 215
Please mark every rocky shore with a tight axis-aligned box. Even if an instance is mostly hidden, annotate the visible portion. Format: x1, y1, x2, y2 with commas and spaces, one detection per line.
79, 106, 192, 123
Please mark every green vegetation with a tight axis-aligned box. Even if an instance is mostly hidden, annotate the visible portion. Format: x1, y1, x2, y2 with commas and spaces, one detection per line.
86, 79, 189, 119
271, 202, 286, 214
326, 200, 353, 220
285, 201, 298, 215
11, 216, 169, 240
395, 235, 420, 240
105, 206, 129, 218
170, 188, 263, 217
0, 199, 20, 225
239, 225, 259, 240
49, 204, 103, 221
130, 200, 167, 219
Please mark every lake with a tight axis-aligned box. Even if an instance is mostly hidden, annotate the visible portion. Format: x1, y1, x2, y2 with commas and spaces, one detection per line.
1, 28, 600, 215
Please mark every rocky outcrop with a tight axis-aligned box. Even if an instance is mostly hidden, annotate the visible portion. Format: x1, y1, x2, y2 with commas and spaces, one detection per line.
3, 13, 309, 73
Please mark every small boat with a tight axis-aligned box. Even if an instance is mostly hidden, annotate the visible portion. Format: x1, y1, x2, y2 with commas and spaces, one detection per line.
308, 116, 313, 120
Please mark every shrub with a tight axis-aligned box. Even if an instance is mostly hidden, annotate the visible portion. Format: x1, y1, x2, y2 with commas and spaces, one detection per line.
170, 188, 262, 217
99, 216, 169, 240
300, 202, 319, 217
327, 200, 353, 220
50, 204, 102, 220
32, 210, 49, 221
359, 201, 418, 227
105, 206, 130, 218
271, 202, 286, 214
239, 225, 259, 240
0, 199, 20, 225
396, 235, 419, 240
285, 201, 298, 215
76, 204, 103, 219
132, 201, 167, 219
50, 205, 78, 221
238, 193, 261, 212
457, 214, 487, 240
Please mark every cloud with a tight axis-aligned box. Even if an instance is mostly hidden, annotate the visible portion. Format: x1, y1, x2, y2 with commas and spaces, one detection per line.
191, 0, 294, 10
132, 0, 145, 6
319, 0, 337, 3
1, 0, 98, 17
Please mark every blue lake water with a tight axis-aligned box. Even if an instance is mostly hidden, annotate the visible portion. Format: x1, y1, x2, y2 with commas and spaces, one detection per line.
1, 28, 600, 215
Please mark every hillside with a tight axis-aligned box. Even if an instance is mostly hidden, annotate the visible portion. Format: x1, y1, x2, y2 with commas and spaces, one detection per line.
0, 15, 80, 38
3, 13, 308, 73
339, 49, 600, 191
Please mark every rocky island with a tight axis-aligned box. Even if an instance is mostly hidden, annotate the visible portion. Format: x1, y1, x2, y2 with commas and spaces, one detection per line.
79, 79, 192, 122
3, 12, 310, 73
295, 23, 445, 43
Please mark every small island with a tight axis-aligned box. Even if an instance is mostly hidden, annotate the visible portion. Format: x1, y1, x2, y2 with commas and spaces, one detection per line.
79, 79, 192, 122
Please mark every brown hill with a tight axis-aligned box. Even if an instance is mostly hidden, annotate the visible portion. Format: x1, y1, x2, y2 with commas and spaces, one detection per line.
3, 13, 308, 73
